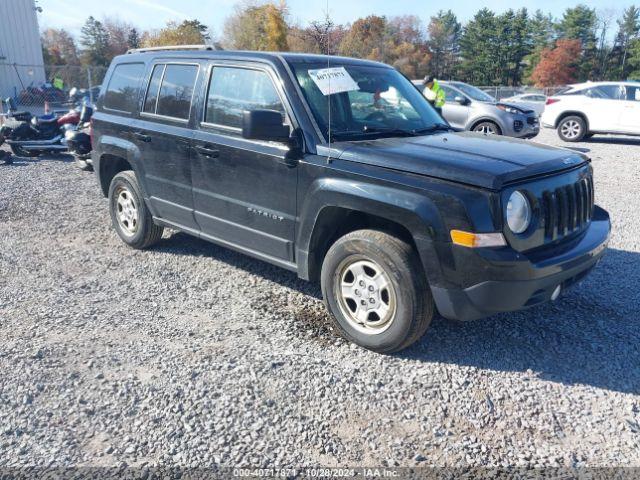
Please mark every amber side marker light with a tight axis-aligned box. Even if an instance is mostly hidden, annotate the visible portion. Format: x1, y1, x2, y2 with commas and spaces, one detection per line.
450, 229, 506, 248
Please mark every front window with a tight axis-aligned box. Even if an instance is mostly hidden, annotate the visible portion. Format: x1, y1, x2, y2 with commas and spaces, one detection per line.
290, 62, 446, 141
453, 83, 496, 102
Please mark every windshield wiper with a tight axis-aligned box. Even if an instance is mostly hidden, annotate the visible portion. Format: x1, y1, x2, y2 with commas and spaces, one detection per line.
412, 123, 454, 134
362, 126, 418, 137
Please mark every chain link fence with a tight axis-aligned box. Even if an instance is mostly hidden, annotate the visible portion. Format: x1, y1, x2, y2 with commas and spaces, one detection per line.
477, 85, 566, 101
0, 64, 107, 118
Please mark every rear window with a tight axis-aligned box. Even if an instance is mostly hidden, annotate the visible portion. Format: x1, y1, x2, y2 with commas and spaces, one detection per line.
103, 63, 144, 112
143, 63, 199, 120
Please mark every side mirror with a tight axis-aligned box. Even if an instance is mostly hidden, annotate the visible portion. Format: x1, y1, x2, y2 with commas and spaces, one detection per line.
454, 96, 468, 105
242, 109, 290, 142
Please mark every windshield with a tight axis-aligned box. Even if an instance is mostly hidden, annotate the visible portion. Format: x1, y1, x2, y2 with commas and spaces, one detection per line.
291, 62, 446, 141
454, 83, 496, 102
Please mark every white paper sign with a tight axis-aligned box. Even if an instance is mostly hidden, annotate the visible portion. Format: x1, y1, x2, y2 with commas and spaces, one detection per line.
308, 67, 360, 96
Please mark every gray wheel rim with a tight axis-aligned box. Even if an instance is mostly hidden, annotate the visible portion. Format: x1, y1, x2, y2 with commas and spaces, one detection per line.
476, 123, 496, 134
115, 186, 139, 237
335, 258, 397, 335
560, 120, 581, 139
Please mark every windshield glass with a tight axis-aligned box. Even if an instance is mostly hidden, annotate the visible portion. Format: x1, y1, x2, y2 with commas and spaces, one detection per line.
291, 62, 446, 141
454, 83, 496, 102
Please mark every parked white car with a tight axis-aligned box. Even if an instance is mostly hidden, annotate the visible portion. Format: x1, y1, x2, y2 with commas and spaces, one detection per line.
500, 93, 546, 115
541, 81, 640, 142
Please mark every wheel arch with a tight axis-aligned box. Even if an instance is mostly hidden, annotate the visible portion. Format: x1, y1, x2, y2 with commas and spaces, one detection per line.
296, 178, 446, 285
555, 111, 589, 130
95, 136, 144, 197
469, 117, 503, 134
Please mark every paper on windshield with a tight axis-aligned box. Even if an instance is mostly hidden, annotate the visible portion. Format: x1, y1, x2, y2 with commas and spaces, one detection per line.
308, 67, 360, 96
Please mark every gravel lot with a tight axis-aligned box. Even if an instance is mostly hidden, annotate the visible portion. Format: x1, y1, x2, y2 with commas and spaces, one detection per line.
1, 128, 639, 470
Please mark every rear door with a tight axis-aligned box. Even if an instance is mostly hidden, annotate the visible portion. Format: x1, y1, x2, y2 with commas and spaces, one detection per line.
440, 85, 469, 128
133, 61, 202, 230
618, 84, 640, 134
190, 62, 298, 264
583, 85, 626, 132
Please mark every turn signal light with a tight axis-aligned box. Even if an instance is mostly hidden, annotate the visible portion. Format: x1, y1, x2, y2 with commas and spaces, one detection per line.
450, 230, 506, 248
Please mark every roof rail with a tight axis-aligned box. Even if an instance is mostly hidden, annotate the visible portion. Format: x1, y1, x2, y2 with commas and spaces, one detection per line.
126, 44, 217, 54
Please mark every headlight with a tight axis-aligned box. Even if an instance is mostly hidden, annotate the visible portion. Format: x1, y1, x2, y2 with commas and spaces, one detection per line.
497, 104, 520, 114
506, 191, 531, 234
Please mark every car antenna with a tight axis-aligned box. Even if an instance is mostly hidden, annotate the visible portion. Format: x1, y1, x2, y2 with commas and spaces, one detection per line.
325, 1, 332, 164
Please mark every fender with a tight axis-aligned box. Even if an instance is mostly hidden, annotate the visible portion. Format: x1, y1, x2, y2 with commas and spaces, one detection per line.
95, 134, 146, 195
467, 115, 506, 133
296, 177, 448, 285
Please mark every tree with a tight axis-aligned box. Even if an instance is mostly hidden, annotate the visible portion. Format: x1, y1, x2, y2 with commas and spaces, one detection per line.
339, 15, 388, 61
80, 16, 110, 66
128, 28, 141, 50
523, 10, 556, 83
613, 6, 640, 79
142, 20, 211, 47
459, 8, 499, 84
385, 16, 430, 78
556, 5, 597, 79
427, 10, 461, 79
223, 2, 289, 51
41, 28, 79, 65
530, 38, 582, 86
104, 17, 136, 60
288, 15, 346, 55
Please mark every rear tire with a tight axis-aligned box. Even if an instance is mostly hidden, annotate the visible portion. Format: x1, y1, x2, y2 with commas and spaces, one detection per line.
557, 115, 586, 142
320, 229, 433, 353
108, 170, 163, 249
472, 121, 502, 135
10, 145, 39, 158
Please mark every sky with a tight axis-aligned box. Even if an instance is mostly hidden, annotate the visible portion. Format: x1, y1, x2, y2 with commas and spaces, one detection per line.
38, 0, 634, 38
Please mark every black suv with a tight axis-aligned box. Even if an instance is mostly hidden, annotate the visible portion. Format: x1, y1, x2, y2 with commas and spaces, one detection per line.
92, 47, 610, 353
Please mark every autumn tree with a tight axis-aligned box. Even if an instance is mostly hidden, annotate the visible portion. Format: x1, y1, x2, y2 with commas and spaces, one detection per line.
339, 15, 388, 61
556, 5, 598, 78
523, 10, 556, 83
288, 15, 346, 55
223, 2, 289, 51
530, 38, 582, 86
41, 28, 79, 65
142, 20, 211, 48
104, 17, 137, 60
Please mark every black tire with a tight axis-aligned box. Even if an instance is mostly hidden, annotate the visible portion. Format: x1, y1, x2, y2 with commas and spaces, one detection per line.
108, 170, 164, 249
557, 115, 586, 142
320, 229, 434, 353
10, 144, 39, 158
472, 121, 502, 135
75, 156, 93, 172
583, 133, 594, 140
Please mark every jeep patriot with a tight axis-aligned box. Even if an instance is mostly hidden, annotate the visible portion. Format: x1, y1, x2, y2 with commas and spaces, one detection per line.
92, 46, 610, 353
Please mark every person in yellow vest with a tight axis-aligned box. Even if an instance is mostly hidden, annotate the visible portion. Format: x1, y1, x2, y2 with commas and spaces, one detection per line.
423, 75, 445, 116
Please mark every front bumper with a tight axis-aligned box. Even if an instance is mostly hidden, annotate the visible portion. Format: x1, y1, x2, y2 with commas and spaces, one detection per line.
431, 206, 610, 321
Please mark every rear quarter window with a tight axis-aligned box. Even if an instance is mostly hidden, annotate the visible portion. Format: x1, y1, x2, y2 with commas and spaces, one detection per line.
142, 63, 199, 120
103, 63, 145, 112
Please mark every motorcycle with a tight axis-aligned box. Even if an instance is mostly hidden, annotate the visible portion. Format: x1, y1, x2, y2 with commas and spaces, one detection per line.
65, 113, 93, 171
0, 96, 90, 157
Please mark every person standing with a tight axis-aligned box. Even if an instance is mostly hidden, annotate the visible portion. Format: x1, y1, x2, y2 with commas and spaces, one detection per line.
423, 75, 445, 115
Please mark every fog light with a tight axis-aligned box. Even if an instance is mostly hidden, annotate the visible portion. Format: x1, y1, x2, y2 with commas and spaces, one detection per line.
551, 285, 561, 301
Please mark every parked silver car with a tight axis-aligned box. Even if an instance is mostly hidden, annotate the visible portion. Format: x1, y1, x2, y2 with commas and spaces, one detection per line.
415, 81, 540, 139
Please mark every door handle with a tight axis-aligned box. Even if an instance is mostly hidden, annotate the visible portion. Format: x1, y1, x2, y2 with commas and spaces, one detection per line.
194, 145, 220, 158
132, 131, 151, 143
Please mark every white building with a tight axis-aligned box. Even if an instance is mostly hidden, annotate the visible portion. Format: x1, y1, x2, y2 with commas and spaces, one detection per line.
0, 0, 45, 101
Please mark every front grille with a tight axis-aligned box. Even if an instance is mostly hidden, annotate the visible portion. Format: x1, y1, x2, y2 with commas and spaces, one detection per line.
541, 175, 594, 241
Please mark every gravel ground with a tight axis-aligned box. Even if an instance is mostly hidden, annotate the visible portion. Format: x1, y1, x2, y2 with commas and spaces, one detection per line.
0, 128, 639, 470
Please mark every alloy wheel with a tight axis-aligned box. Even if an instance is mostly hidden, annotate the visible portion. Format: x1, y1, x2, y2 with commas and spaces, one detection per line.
560, 120, 581, 140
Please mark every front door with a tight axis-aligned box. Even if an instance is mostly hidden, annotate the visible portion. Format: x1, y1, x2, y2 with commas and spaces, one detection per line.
134, 62, 202, 230
618, 85, 640, 134
440, 85, 469, 128
191, 63, 298, 264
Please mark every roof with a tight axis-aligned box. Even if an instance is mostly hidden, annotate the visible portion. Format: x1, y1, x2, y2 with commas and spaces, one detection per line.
118, 48, 391, 69
567, 80, 638, 89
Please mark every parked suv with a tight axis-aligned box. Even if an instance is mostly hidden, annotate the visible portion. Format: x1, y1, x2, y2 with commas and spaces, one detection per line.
92, 47, 610, 353
414, 80, 540, 138
541, 81, 640, 142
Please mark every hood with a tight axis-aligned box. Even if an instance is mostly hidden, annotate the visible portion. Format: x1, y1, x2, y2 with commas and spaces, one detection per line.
330, 131, 588, 190
496, 101, 534, 114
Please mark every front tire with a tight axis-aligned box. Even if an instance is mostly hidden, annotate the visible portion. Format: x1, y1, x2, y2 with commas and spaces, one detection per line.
557, 115, 586, 142
321, 230, 433, 353
10, 145, 39, 158
108, 171, 163, 249
472, 121, 502, 135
